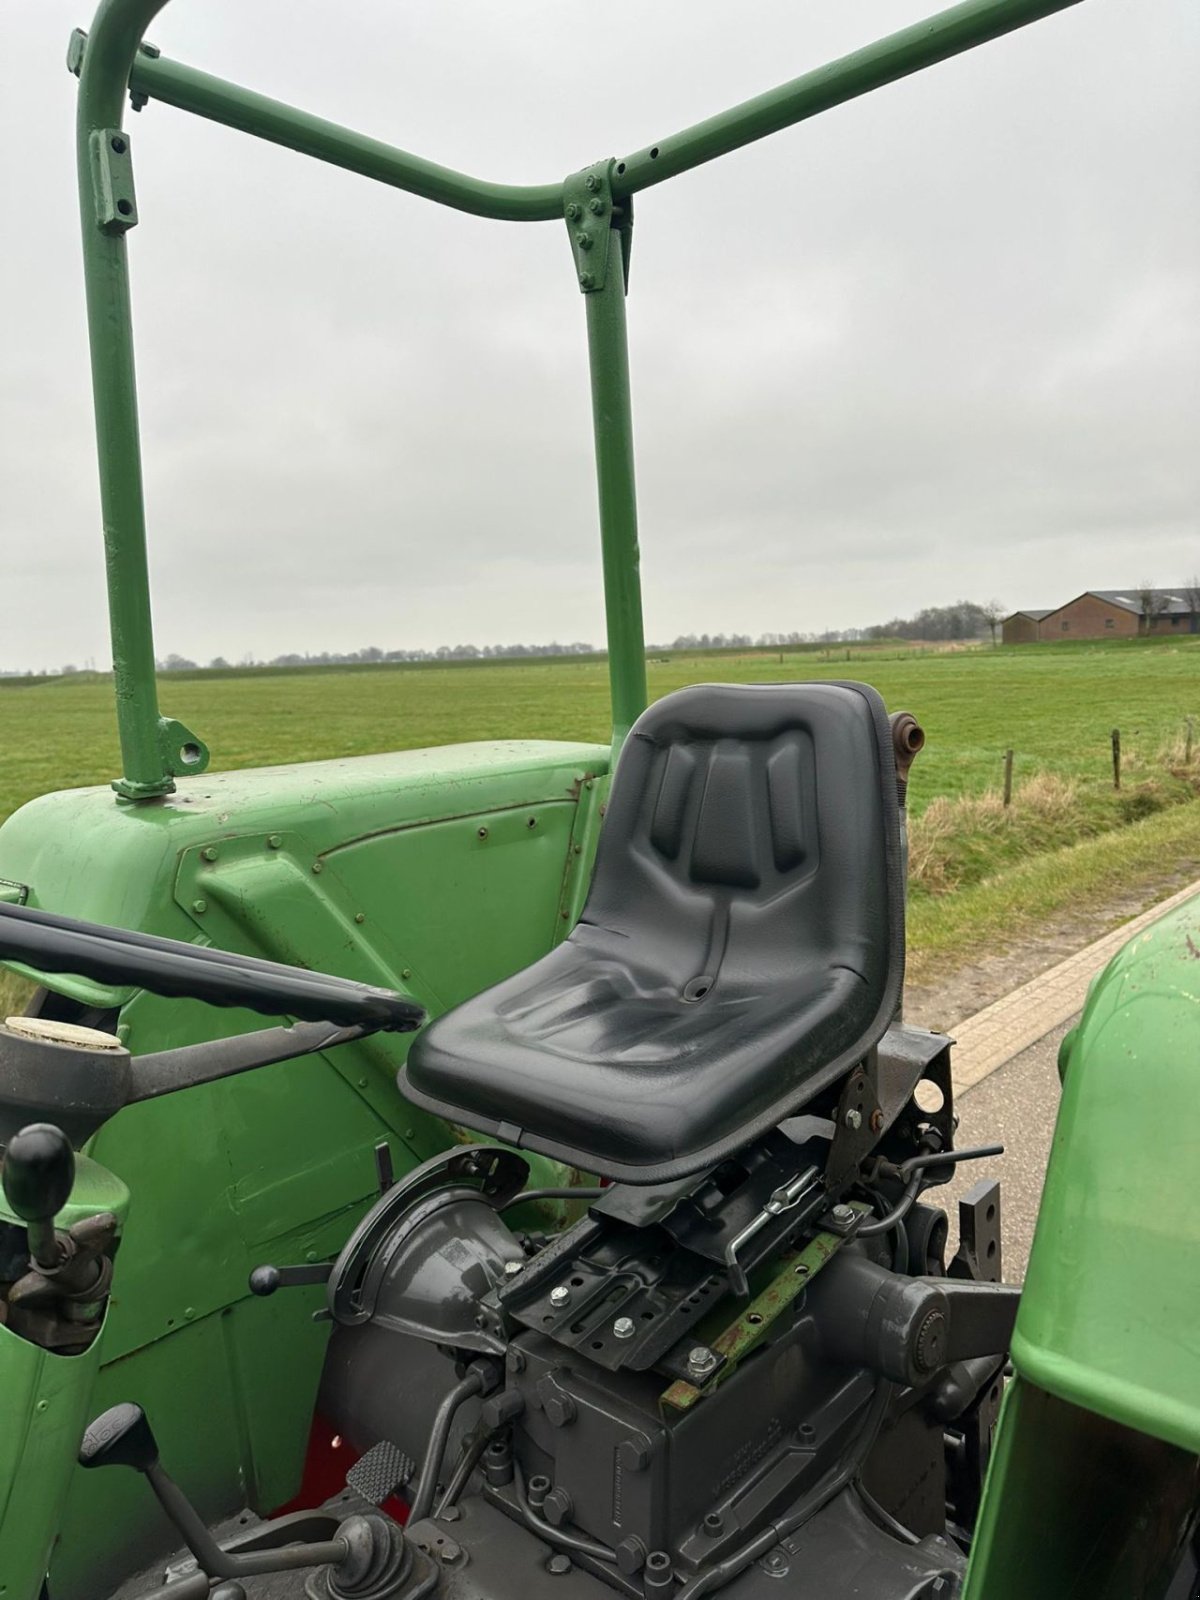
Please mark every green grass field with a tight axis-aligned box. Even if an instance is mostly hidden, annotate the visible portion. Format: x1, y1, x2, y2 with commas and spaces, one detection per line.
2, 636, 1199, 999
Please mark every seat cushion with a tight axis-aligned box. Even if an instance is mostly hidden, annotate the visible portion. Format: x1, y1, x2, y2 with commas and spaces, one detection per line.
400, 682, 904, 1182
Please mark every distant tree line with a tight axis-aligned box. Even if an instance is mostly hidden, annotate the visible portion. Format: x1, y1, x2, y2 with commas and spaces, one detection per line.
19, 600, 1011, 679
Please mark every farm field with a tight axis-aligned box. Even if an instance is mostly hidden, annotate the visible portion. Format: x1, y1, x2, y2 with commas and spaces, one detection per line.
2, 636, 1199, 1001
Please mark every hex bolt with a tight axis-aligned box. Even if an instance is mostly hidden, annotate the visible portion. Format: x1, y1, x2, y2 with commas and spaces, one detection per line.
547, 1554, 573, 1576
312, 861, 323, 874
191, 899, 207, 915
844, 1107, 863, 1130
575, 231, 592, 250
266, 834, 283, 849
869, 1108, 884, 1133
618, 1436, 652, 1472
760, 1550, 789, 1577
503, 1259, 524, 1276
565, 201, 581, 221
549, 1285, 571, 1309
543, 1487, 573, 1527
588, 197, 605, 214
687, 1346, 718, 1378
613, 1315, 636, 1340
830, 1204, 856, 1227
579, 272, 595, 290
703, 1511, 724, 1536
615, 1537, 648, 1575
585, 173, 600, 192
200, 846, 218, 862
354, 912, 365, 924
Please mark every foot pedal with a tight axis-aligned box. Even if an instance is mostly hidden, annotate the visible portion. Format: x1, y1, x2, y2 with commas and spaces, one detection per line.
346, 1439, 415, 1507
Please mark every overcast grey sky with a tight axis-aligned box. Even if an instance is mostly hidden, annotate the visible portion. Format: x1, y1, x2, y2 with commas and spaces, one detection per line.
1, 1, 1196, 671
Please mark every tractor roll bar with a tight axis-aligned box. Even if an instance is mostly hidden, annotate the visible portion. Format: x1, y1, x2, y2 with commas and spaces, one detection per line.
74, 0, 1086, 798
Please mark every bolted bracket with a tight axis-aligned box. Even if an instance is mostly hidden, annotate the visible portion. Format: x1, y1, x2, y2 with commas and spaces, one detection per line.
564, 160, 626, 294
156, 717, 210, 780
111, 718, 210, 801
89, 128, 138, 234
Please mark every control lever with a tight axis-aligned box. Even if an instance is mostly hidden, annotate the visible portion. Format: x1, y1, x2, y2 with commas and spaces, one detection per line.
248, 1261, 332, 1297
2, 1122, 75, 1271
79, 1404, 407, 1593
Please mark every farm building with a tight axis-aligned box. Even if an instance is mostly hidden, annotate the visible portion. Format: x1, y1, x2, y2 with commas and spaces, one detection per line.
1001, 608, 1053, 644
1003, 590, 1200, 644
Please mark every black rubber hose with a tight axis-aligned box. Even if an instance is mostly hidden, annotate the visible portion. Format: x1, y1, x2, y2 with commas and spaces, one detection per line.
858, 1145, 1002, 1239
408, 1369, 486, 1523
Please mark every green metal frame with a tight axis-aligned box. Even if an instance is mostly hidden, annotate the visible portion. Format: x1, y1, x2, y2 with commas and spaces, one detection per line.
69, 0, 1086, 796
17, 2, 1196, 1595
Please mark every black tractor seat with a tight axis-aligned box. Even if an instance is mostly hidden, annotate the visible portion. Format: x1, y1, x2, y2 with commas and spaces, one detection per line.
400, 682, 905, 1183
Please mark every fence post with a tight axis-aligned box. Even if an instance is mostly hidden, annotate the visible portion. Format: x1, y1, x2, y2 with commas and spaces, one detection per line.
1111, 728, 1121, 791
1002, 749, 1014, 807
1186, 716, 1195, 765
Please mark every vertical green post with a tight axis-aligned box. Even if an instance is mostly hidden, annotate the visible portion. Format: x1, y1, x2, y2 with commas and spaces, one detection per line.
73, 3, 207, 799
579, 219, 648, 755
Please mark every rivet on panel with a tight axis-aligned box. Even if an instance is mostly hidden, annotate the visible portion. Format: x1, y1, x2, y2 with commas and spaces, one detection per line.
354, 912, 366, 924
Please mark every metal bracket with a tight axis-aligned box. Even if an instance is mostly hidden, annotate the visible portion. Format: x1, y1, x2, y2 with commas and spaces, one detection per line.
156, 717, 210, 780
88, 128, 138, 234
564, 160, 618, 294
825, 1060, 883, 1189
949, 1178, 1002, 1283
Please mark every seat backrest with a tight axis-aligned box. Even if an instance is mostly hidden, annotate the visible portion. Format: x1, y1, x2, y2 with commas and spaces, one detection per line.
582, 681, 903, 1010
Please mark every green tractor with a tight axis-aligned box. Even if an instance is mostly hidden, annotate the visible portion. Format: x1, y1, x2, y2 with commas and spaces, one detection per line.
0, 1, 1196, 1597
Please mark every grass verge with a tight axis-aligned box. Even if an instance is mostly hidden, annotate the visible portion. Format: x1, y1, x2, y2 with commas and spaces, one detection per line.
906, 798, 1200, 983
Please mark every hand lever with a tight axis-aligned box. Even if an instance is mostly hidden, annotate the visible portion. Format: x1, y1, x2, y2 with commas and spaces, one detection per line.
80, 1403, 356, 1585
249, 1262, 333, 1297
2, 1123, 74, 1271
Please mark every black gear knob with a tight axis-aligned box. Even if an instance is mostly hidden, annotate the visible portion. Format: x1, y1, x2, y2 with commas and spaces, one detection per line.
3, 1122, 75, 1269
79, 1402, 161, 1473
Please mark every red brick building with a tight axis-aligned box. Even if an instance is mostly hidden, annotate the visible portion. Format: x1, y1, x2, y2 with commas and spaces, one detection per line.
1004, 590, 1199, 644
1001, 608, 1052, 644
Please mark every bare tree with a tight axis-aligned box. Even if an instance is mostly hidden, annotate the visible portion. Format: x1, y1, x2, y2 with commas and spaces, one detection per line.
1136, 579, 1169, 635
979, 599, 1006, 647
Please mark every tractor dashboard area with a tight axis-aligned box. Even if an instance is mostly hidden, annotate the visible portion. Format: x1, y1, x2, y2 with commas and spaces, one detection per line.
0, 738, 608, 1600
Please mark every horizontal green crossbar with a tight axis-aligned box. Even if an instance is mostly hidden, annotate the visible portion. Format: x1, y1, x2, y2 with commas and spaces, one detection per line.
123, 0, 1085, 223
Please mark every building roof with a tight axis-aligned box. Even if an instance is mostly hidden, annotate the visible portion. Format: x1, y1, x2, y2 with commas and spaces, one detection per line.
1086, 589, 1197, 617
1006, 608, 1054, 622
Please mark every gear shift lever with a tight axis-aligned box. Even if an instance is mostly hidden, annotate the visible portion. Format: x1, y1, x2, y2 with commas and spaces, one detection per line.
80, 1403, 411, 1594
2, 1122, 75, 1270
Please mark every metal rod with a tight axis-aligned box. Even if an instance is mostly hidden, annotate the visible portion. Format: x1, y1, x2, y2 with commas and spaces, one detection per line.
582, 227, 647, 755
76, 0, 175, 796
124, 51, 563, 223
610, 0, 1086, 201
